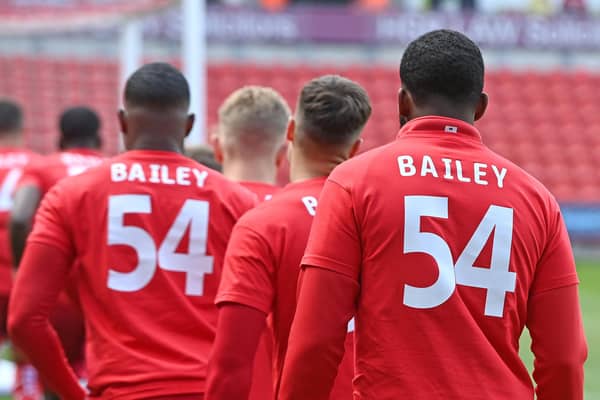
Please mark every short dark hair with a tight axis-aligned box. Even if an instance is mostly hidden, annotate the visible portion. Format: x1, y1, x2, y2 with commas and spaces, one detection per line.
400, 29, 484, 106
297, 75, 371, 145
124, 62, 190, 110
0, 99, 23, 134
60, 106, 100, 142
185, 144, 222, 172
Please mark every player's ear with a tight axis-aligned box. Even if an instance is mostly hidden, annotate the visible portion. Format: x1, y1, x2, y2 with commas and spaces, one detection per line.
185, 114, 195, 137
348, 137, 363, 158
211, 130, 224, 163
286, 118, 295, 142
474, 92, 488, 121
398, 88, 413, 124
118, 109, 128, 135
275, 142, 287, 168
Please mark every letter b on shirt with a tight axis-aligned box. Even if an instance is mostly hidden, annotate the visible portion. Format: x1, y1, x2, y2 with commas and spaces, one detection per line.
302, 196, 318, 216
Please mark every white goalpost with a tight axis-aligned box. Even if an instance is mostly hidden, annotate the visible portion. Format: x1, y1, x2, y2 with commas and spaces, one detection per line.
182, 0, 207, 145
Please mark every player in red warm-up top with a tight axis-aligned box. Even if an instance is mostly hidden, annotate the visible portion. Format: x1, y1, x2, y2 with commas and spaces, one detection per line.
0, 99, 43, 400
210, 85, 291, 400
280, 30, 588, 400
8, 62, 256, 400
206, 75, 372, 400
11, 106, 103, 267
212, 86, 290, 201
9, 106, 103, 398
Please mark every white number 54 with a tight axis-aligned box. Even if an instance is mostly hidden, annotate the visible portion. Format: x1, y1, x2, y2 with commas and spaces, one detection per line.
107, 194, 214, 296
403, 195, 516, 317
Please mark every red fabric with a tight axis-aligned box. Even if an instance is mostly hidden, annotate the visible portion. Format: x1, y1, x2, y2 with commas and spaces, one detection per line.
16, 148, 101, 371
217, 177, 354, 399
282, 116, 585, 399
238, 179, 280, 400
239, 181, 280, 202
528, 285, 587, 399
8, 242, 85, 400
0, 294, 7, 337
17, 148, 103, 193
0, 148, 39, 295
49, 295, 85, 366
207, 304, 267, 400
280, 268, 358, 400
11, 150, 256, 399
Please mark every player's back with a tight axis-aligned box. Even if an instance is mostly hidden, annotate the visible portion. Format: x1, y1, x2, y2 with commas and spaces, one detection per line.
20, 148, 103, 194
0, 148, 38, 293
223, 177, 353, 399
236, 181, 279, 400
36, 150, 255, 399
331, 117, 576, 399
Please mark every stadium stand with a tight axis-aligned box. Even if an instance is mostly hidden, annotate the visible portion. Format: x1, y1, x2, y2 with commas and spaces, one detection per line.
0, 56, 598, 202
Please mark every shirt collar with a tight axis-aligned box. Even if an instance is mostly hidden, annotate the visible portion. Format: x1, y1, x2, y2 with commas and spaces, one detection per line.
396, 116, 482, 143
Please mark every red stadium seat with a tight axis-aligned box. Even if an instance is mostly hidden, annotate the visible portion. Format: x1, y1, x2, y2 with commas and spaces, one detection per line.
0, 57, 597, 201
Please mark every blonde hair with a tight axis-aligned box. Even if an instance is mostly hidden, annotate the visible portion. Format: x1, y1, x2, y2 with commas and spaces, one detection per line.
218, 86, 290, 156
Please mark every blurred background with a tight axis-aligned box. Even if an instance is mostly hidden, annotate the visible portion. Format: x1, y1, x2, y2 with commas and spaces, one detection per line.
0, 0, 598, 397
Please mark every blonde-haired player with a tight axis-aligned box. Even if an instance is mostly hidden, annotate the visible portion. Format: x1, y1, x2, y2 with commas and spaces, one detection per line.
213, 86, 290, 200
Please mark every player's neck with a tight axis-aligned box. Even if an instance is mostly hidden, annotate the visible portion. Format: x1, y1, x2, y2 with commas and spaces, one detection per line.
222, 160, 277, 185
412, 101, 476, 125
290, 154, 340, 183
130, 138, 184, 154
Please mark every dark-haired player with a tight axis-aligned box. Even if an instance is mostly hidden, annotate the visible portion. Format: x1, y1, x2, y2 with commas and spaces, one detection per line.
206, 75, 371, 400
9, 106, 103, 398
212, 86, 290, 201
186, 144, 222, 172
280, 30, 587, 400
0, 99, 43, 400
8, 62, 256, 399
11, 106, 103, 267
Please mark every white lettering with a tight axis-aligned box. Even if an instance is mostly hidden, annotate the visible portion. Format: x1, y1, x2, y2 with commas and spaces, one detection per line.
455, 160, 471, 183
474, 163, 488, 186
396, 155, 506, 189
302, 196, 318, 216
149, 164, 161, 183
110, 163, 211, 188
111, 163, 127, 182
0, 153, 29, 168
421, 155, 438, 178
441, 158, 454, 179
192, 169, 208, 187
398, 156, 416, 176
176, 167, 191, 186
492, 165, 507, 189
128, 163, 146, 183
160, 165, 176, 185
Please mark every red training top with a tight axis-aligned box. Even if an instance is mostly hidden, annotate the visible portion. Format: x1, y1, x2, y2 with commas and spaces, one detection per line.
19, 148, 103, 194
0, 148, 39, 295
237, 180, 281, 400
280, 116, 587, 400
9, 150, 256, 399
218, 177, 354, 399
